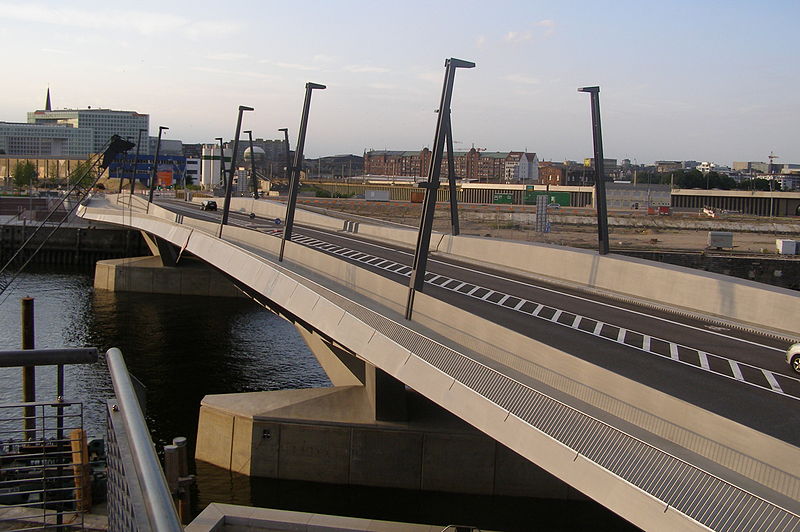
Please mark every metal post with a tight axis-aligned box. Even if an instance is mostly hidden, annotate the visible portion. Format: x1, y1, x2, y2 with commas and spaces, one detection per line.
279, 83, 326, 261
444, 116, 460, 236
578, 86, 610, 255
244, 130, 259, 199
219, 105, 253, 238
279, 128, 291, 184
129, 129, 146, 196
21, 297, 35, 441
148, 126, 168, 205
215, 137, 226, 190
406, 58, 474, 320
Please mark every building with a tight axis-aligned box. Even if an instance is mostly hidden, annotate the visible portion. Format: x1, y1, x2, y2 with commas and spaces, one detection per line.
185, 157, 200, 186
0, 121, 93, 157
27, 90, 149, 156
733, 161, 769, 175
200, 144, 232, 189
363, 148, 538, 183
539, 161, 566, 186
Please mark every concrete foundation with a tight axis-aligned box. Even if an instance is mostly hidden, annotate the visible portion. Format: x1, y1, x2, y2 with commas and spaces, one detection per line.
195, 387, 584, 500
94, 255, 243, 297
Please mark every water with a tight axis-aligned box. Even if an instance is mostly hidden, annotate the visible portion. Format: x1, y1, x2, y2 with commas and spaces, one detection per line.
0, 268, 637, 531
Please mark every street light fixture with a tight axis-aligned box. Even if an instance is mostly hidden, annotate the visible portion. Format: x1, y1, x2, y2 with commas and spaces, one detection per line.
147, 126, 168, 206
578, 86, 610, 256
279, 83, 326, 261
215, 137, 225, 190
219, 105, 254, 238
243, 130, 259, 199
129, 128, 147, 196
405, 58, 474, 320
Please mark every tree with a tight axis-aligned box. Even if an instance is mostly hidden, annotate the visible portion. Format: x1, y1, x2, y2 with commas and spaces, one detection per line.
68, 160, 97, 188
12, 161, 36, 190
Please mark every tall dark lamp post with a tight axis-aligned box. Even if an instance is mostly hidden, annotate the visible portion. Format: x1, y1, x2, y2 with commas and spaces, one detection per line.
129, 128, 146, 196
578, 86, 610, 256
219, 106, 254, 238
405, 58, 474, 320
148, 126, 168, 205
279, 83, 326, 261
215, 137, 226, 190
243, 130, 259, 199
279, 128, 291, 183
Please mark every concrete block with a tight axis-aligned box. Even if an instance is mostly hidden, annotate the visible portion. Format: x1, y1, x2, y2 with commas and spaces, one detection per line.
349, 429, 423, 490
421, 432, 495, 494
278, 424, 351, 484
249, 422, 281, 478
230, 416, 254, 475
195, 406, 234, 469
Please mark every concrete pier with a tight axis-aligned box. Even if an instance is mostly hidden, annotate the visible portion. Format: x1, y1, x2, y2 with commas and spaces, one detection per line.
195, 386, 583, 500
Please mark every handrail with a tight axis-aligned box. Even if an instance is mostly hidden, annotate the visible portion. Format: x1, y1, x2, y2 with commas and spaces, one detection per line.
106, 347, 182, 532
0, 347, 98, 367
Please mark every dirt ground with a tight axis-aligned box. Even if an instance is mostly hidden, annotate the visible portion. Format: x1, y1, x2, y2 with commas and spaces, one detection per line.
300, 199, 799, 255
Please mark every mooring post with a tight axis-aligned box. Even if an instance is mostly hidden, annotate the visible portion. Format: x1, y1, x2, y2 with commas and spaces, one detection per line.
21, 297, 35, 441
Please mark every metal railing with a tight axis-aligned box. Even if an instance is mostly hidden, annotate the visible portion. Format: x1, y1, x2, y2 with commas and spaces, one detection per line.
105, 347, 182, 532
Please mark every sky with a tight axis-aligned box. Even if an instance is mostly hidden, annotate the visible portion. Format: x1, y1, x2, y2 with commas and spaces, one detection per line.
1, 0, 798, 164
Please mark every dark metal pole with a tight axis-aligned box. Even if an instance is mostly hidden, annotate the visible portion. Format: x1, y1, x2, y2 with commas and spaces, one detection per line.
219, 105, 254, 238
148, 126, 168, 205
244, 130, 259, 199
215, 137, 226, 190
578, 86, 609, 255
21, 297, 35, 441
129, 128, 146, 196
444, 116, 460, 236
279, 83, 326, 261
406, 58, 474, 320
117, 137, 132, 194
279, 128, 291, 183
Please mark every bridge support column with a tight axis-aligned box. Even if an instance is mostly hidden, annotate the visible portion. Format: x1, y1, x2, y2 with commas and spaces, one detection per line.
292, 323, 407, 422
140, 231, 179, 266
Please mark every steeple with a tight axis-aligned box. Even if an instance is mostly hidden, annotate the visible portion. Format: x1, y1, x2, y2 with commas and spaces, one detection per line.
45, 87, 52, 111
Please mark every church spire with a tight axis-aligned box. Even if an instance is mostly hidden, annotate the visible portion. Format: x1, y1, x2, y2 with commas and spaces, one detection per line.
45, 87, 52, 111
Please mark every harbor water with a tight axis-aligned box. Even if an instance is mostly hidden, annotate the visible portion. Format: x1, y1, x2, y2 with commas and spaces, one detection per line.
0, 267, 637, 531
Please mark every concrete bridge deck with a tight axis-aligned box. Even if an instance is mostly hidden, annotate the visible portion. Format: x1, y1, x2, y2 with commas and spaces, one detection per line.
78, 194, 800, 531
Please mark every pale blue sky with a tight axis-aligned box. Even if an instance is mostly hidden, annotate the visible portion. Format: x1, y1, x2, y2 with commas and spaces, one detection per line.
2, 0, 798, 164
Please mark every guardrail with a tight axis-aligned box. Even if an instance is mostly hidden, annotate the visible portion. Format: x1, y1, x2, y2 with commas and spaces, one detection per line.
105, 347, 182, 532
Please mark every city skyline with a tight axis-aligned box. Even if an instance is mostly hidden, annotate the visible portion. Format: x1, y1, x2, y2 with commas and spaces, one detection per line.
2, 0, 798, 164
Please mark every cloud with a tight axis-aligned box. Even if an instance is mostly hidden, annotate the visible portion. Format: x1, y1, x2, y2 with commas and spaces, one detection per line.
206, 53, 250, 61
476, 35, 486, 47
191, 66, 277, 80
368, 83, 396, 90
505, 31, 532, 43
505, 74, 540, 85
270, 61, 320, 71
41, 47, 71, 55
536, 19, 556, 37
0, 2, 241, 38
344, 65, 390, 73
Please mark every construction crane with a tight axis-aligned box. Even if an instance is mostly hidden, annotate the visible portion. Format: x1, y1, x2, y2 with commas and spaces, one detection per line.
768, 151, 780, 174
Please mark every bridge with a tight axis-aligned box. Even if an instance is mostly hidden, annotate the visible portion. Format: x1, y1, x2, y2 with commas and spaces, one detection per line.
78, 193, 800, 531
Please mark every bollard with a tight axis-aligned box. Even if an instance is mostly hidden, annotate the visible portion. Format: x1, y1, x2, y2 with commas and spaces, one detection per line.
173, 436, 188, 477
21, 298, 36, 441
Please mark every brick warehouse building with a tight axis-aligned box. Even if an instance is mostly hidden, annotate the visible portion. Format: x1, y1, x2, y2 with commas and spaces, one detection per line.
364, 148, 538, 183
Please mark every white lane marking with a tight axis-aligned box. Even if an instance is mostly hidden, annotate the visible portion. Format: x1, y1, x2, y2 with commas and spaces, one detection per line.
571, 315, 582, 329
428, 275, 442, 283
698, 352, 710, 370
670, 343, 679, 361
296, 227, 786, 353
272, 226, 800, 400
729, 360, 744, 381
763, 371, 783, 393
498, 294, 510, 306
453, 282, 467, 291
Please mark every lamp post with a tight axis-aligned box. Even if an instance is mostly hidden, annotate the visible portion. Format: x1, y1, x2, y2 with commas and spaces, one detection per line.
578, 86, 609, 256
215, 137, 225, 190
279, 83, 326, 261
148, 126, 168, 205
405, 58, 474, 320
219, 105, 254, 238
243, 130, 259, 199
278, 128, 291, 184
129, 128, 146, 196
